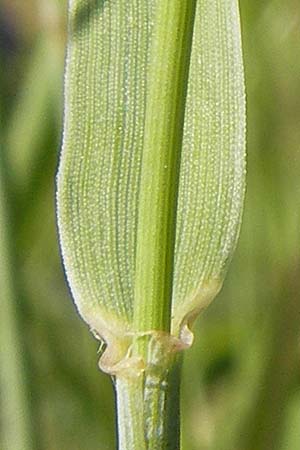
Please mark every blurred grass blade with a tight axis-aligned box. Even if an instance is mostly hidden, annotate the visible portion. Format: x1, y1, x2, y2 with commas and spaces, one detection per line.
6, 32, 64, 191
0, 164, 32, 450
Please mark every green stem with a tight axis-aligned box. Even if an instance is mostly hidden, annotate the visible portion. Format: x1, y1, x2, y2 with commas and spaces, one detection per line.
115, 375, 147, 450
116, 356, 182, 450
133, 0, 197, 334
116, 1, 196, 448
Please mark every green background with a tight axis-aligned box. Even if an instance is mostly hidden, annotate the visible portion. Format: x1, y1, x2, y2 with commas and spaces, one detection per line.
1, 1, 299, 449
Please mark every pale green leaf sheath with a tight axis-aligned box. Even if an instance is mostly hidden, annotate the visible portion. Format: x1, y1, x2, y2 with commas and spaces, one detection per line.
173, 0, 246, 343
57, 1, 246, 449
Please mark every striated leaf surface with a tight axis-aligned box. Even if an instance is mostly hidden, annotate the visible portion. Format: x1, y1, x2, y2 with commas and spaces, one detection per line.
58, 1, 155, 350
57, 0, 246, 369
172, 0, 246, 342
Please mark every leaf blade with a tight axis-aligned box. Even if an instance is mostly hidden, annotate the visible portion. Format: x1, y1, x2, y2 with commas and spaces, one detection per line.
57, 0, 246, 363
57, 1, 155, 330
172, 0, 246, 341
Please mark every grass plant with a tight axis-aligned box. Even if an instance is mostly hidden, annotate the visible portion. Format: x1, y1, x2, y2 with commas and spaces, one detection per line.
1, 1, 300, 449
57, 1, 245, 449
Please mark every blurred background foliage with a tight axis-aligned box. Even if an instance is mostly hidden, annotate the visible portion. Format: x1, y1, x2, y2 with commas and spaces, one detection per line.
0, 1, 299, 449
